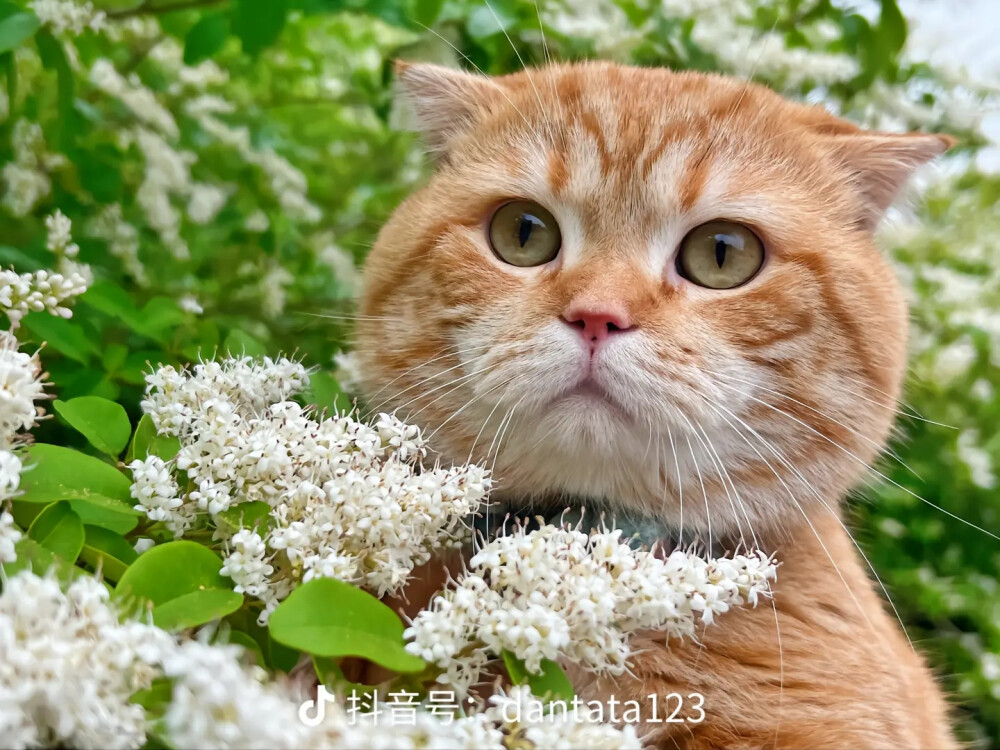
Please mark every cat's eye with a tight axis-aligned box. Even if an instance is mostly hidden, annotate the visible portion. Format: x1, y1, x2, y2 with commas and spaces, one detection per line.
488, 200, 561, 267
677, 221, 764, 289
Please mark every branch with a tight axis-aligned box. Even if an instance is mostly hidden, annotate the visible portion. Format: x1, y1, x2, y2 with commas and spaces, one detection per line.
106, 0, 227, 20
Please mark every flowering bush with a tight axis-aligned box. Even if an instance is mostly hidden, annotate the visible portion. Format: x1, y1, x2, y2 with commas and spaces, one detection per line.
0, 0, 998, 746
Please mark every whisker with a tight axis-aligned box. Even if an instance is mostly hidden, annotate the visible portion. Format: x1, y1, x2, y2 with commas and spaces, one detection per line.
666, 423, 684, 547
712, 380, 1000, 542
677, 411, 747, 547
701, 395, 915, 654
697, 396, 879, 635
392, 363, 501, 418
411, 21, 541, 140
369, 356, 490, 414
484, 0, 547, 117
683, 430, 712, 552
705, 369, 925, 484
426, 375, 519, 444
364, 343, 493, 405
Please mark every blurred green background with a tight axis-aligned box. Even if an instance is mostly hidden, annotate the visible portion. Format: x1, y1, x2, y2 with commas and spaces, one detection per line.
0, 0, 997, 745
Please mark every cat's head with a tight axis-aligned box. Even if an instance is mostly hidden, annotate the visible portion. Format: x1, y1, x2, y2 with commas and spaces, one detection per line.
356, 61, 951, 541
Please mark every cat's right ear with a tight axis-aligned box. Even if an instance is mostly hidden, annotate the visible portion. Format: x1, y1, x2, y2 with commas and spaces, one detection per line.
393, 61, 502, 155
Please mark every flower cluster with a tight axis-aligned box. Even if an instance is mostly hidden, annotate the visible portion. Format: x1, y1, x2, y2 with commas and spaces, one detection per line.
0, 211, 89, 328
130, 356, 490, 619
1, 120, 62, 218
406, 523, 778, 695
0, 569, 641, 750
0, 571, 169, 748
28, 0, 105, 36
0, 330, 46, 504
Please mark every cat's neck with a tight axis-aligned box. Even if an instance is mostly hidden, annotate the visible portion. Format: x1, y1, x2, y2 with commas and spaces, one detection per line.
478, 493, 750, 558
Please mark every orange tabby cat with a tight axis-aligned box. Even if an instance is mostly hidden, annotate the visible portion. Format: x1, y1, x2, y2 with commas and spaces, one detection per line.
355, 61, 957, 749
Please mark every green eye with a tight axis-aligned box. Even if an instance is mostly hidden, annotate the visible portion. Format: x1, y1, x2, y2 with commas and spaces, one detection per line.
488, 201, 561, 267
677, 221, 764, 289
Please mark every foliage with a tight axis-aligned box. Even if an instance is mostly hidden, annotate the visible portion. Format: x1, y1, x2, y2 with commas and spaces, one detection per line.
0, 0, 997, 746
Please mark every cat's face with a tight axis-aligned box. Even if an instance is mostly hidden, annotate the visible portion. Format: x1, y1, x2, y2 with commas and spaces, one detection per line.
357, 62, 950, 540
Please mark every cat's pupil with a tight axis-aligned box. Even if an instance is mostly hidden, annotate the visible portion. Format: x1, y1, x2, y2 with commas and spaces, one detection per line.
518, 216, 535, 247
714, 238, 727, 268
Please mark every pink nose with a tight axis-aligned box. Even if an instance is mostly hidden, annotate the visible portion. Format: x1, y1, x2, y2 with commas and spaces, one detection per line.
562, 304, 633, 346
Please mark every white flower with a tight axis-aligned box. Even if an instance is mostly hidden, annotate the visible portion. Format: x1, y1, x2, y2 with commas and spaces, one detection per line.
0, 333, 45, 446
128, 455, 183, 522
1, 121, 54, 217
0, 450, 23, 502
87, 204, 145, 284
28, 0, 105, 36
244, 210, 270, 233
89, 60, 178, 138
178, 295, 203, 315
132, 355, 488, 620
929, 337, 978, 385
333, 350, 363, 394
406, 523, 777, 695
186, 183, 230, 225
44, 210, 78, 257
0, 571, 170, 749
0, 510, 21, 563
221, 529, 275, 600
956, 430, 997, 490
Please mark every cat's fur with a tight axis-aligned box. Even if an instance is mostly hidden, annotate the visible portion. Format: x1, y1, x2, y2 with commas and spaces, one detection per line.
355, 61, 957, 749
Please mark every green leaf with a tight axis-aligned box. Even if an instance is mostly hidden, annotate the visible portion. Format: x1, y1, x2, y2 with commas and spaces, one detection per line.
0, 535, 77, 579
267, 634, 301, 673
54, 396, 132, 457
126, 414, 180, 464
127, 413, 156, 463
502, 651, 575, 703
35, 29, 75, 147
18, 444, 133, 507
184, 12, 230, 65
214, 501, 272, 534
413, 0, 445, 26
223, 630, 265, 666
223, 329, 267, 357
22, 313, 98, 364
1, 51, 14, 113
136, 297, 186, 342
878, 0, 907, 56
268, 577, 426, 673
28, 501, 85, 562
102, 343, 129, 373
151, 588, 245, 631
306, 370, 351, 413
70, 498, 140, 534
80, 525, 138, 582
115, 541, 242, 631
233, 0, 286, 55
131, 676, 173, 712
0, 11, 39, 54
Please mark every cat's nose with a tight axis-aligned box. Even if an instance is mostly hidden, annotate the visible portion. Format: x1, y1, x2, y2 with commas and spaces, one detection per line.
561, 304, 634, 346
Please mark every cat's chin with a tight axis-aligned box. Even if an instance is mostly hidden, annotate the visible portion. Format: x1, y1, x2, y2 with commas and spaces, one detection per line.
553, 385, 634, 424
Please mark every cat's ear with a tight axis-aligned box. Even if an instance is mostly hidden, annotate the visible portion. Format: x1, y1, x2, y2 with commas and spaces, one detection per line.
825, 131, 956, 230
393, 61, 502, 155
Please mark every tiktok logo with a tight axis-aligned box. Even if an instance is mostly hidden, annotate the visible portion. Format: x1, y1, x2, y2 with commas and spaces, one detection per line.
298, 685, 335, 727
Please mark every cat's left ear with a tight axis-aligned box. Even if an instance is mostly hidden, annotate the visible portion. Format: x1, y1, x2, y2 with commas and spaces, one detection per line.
826, 131, 957, 230
393, 61, 503, 156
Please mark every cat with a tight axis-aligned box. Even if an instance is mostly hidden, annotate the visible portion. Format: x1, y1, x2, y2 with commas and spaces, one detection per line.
353, 60, 957, 749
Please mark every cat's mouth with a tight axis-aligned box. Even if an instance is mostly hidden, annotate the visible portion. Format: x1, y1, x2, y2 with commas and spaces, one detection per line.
560, 378, 631, 419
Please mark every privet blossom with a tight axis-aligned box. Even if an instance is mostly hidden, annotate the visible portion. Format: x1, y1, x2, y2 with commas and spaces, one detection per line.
406, 523, 778, 695
0, 211, 89, 328
129, 356, 490, 619
0, 570, 644, 750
